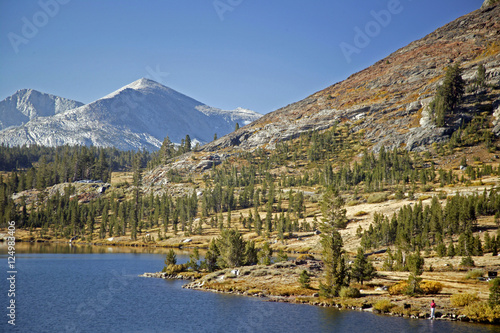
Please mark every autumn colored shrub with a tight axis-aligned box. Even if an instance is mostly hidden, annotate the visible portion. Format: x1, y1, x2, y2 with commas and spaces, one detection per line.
461, 302, 500, 323
388, 281, 409, 295
420, 281, 443, 295
451, 293, 480, 307
374, 299, 395, 313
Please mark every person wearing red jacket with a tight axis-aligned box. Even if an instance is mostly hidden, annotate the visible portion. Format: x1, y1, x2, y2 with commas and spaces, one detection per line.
430, 300, 436, 319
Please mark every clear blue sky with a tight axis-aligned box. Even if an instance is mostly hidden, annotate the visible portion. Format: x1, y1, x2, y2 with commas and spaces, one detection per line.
0, 0, 483, 114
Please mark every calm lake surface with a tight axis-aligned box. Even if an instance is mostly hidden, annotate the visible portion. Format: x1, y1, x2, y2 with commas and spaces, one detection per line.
1, 243, 499, 333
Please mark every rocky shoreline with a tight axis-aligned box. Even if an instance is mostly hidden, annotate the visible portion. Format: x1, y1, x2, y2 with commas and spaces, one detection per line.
140, 270, 480, 324
139, 272, 196, 280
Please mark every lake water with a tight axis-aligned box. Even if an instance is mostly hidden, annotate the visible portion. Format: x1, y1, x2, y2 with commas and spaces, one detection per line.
1, 243, 499, 333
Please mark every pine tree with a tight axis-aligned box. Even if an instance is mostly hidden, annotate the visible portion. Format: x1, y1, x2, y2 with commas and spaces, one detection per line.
489, 278, 500, 307
189, 247, 200, 271
351, 247, 376, 285
436, 241, 447, 257
321, 188, 348, 229
406, 251, 424, 295
431, 63, 465, 126
319, 191, 349, 297
317, 187, 350, 294
159, 136, 175, 160
216, 229, 245, 268
460, 255, 475, 267
204, 239, 219, 272
299, 270, 311, 289
492, 236, 498, 256
319, 228, 348, 297
184, 135, 192, 152
474, 235, 483, 256
165, 249, 177, 267
276, 248, 288, 262
383, 248, 394, 271
255, 210, 262, 236
447, 241, 456, 258
258, 242, 272, 265
476, 63, 486, 87
244, 240, 258, 265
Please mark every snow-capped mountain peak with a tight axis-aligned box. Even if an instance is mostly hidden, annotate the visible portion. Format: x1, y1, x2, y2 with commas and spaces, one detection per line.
0, 79, 262, 151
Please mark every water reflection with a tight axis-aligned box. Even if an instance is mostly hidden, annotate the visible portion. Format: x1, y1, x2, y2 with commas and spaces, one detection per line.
0, 241, 201, 256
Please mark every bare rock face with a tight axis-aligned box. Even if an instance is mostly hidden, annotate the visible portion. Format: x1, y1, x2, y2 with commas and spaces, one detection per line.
202, 4, 500, 154
493, 103, 500, 136
482, 0, 500, 9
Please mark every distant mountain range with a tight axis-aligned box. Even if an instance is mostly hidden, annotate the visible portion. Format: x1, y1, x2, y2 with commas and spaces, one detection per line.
0, 78, 261, 151
0, 89, 83, 130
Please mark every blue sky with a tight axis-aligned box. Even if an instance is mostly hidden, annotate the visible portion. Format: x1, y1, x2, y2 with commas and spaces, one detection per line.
0, 0, 483, 114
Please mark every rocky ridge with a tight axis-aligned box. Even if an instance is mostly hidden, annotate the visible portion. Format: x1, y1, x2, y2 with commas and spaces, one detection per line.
204, 4, 500, 154
144, 3, 500, 184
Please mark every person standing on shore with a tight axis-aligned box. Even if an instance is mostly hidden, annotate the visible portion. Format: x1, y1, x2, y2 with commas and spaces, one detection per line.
430, 300, 436, 319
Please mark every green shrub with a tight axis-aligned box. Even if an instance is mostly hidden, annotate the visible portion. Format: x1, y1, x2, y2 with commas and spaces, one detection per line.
465, 269, 484, 280
163, 263, 187, 275
339, 286, 361, 299
460, 256, 475, 267
275, 249, 289, 262
251, 269, 268, 277
421, 184, 434, 192
374, 299, 395, 313
296, 254, 315, 261
451, 293, 480, 307
354, 211, 368, 217
418, 195, 432, 201
438, 191, 448, 200
367, 193, 388, 204
299, 269, 311, 289
490, 278, 500, 307
420, 281, 443, 294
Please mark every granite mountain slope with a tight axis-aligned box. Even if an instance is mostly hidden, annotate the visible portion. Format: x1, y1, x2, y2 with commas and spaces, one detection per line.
144, 2, 500, 183
203, 4, 500, 154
